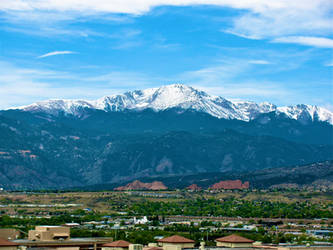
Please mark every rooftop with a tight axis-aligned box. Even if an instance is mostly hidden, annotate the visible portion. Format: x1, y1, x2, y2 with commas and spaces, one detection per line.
215, 235, 254, 243
14, 237, 113, 246
146, 247, 163, 250
102, 240, 131, 248
157, 235, 195, 243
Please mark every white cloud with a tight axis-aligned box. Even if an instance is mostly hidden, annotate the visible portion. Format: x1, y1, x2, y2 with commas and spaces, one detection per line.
224, 0, 333, 40
272, 36, 333, 48
1, 0, 332, 44
0, 0, 329, 17
223, 30, 261, 40
38, 51, 76, 58
248, 60, 271, 65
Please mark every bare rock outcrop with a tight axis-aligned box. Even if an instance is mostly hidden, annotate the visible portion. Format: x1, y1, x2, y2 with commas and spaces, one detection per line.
114, 180, 168, 191
210, 180, 249, 190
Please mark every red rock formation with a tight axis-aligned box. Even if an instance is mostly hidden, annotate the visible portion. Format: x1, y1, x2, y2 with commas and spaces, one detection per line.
114, 180, 168, 191
210, 180, 249, 190
149, 181, 168, 190
186, 184, 202, 191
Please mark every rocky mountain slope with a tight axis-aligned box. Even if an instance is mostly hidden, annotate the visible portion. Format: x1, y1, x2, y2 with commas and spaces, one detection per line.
94, 161, 333, 191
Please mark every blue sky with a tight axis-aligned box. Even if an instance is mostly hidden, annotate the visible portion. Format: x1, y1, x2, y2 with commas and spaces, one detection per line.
0, 0, 332, 109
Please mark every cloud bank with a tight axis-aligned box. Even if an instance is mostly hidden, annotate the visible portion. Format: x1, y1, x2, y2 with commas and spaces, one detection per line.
1, 0, 332, 46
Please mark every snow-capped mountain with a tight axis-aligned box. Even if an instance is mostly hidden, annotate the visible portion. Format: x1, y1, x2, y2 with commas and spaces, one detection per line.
14, 84, 333, 125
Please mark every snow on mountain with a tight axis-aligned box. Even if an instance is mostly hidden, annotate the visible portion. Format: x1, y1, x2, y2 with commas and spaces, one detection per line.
12, 84, 333, 125
18, 99, 94, 116
277, 104, 333, 125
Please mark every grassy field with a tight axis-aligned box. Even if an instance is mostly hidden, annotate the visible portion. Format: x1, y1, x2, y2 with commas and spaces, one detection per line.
0, 190, 332, 216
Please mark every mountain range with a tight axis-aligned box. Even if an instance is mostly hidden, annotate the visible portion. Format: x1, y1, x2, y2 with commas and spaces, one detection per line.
1, 84, 333, 190
16, 84, 333, 124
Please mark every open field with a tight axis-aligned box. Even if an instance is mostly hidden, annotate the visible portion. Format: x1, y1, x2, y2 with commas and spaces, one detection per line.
0, 190, 332, 218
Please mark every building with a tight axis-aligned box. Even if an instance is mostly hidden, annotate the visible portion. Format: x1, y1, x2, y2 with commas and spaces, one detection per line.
102, 240, 131, 250
129, 244, 144, 250
144, 247, 163, 250
157, 235, 195, 249
0, 229, 20, 241
14, 237, 113, 250
28, 226, 70, 241
0, 238, 19, 250
12, 225, 113, 250
215, 235, 254, 248
306, 230, 333, 238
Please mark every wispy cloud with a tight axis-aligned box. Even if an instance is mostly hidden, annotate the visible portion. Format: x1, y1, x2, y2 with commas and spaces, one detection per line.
0, 10, 129, 38
4, 25, 105, 38
0, 60, 160, 109
223, 30, 261, 40
248, 60, 271, 65
1, 1, 332, 46
272, 36, 333, 48
178, 59, 288, 102
38, 51, 76, 58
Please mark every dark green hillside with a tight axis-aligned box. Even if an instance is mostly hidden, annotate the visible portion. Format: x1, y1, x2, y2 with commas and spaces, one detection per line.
0, 109, 332, 190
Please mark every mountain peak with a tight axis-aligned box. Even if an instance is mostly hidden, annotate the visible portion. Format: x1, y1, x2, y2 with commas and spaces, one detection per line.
9, 84, 333, 125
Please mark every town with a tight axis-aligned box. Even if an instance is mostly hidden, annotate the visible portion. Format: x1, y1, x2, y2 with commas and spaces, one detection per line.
0, 183, 332, 249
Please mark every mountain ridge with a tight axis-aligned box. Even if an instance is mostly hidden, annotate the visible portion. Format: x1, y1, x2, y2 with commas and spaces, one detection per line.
10, 84, 333, 125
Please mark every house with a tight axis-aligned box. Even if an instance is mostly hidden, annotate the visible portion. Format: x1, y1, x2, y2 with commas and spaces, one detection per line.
215, 234, 254, 248
28, 226, 70, 241
102, 240, 131, 250
157, 235, 195, 249
0, 238, 19, 250
144, 247, 163, 250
